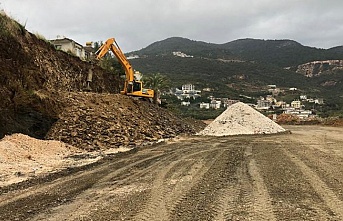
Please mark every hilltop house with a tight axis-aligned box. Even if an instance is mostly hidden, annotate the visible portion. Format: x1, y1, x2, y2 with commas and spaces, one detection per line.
50, 37, 94, 60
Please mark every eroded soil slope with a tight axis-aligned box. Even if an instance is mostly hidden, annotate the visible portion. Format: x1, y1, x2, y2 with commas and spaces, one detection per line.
0, 12, 119, 139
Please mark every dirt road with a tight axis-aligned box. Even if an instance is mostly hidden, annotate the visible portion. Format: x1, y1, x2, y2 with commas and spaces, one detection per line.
1, 125, 343, 221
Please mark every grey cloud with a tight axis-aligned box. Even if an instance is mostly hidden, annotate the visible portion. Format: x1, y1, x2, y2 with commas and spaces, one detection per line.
1, 0, 342, 52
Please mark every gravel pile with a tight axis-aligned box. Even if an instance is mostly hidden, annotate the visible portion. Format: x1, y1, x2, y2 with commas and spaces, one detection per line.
197, 102, 286, 136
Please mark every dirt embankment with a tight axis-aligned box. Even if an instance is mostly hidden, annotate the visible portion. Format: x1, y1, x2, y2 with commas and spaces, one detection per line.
0, 12, 120, 139
0, 11, 204, 148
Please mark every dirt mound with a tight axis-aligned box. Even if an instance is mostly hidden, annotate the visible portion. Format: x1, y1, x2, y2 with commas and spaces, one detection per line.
46, 92, 201, 150
0, 133, 131, 187
0, 133, 81, 186
198, 102, 286, 136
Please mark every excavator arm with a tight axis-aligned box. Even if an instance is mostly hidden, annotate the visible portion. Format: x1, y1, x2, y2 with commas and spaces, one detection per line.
95, 38, 154, 99
96, 38, 134, 82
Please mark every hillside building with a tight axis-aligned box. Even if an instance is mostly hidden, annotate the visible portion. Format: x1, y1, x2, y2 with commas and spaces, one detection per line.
291, 100, 301, 109
50, 37, 94, 60
174, 84, 201, 100
210, 100, 221, 109
199, 102, 210, 109
172, 51, 193, 58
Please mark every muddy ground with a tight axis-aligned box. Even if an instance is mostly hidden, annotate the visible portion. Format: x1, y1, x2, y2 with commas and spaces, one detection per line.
1, 125, 343, 221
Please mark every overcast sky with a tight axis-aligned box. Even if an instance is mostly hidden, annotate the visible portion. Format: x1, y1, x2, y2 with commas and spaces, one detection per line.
1, 0, 342, 52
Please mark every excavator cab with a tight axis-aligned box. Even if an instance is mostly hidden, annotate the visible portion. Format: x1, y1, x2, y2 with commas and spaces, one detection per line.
125, 81, 141, 93
133, 81, 142, 92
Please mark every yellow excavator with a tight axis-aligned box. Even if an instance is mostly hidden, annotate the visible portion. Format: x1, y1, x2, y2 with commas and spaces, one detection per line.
95, 38, 154, 99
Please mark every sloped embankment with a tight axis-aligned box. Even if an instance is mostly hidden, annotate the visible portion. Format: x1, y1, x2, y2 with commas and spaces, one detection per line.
46, 92, 203, 150
0, 11, 119, 139
198, 102, 286, 136
0, 11, 204, 149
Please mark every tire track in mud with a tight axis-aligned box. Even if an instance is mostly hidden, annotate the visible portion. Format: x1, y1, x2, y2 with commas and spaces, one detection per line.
131, 146, 225, 221
213, 186, 240, 221
288, 143, 343, 202
212, 145, 276, 221
34, 139, 222, 221
130, 160, 178, 221
29, 151, 173, 221
283, 149, 343, 219
212, 146, 249, 221
169, 145, 244, 221
0, 165, 111, 221
246, 144, 276, 221
249, 159, 276, 221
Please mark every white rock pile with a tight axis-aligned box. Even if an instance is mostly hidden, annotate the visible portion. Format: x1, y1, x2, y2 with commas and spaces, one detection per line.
197, 102, 286, 136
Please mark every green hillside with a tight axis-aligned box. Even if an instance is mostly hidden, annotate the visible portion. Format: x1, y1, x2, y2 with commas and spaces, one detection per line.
131, 37, 235, 59
127, 37, 343, 116
130, 55, 311, 97
222, 39, 343, 67
131, 37, 343, 67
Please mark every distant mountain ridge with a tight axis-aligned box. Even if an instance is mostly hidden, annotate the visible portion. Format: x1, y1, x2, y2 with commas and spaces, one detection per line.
132, 37, 235, 59
131, 37, 343, 67
129, 36, 343, 108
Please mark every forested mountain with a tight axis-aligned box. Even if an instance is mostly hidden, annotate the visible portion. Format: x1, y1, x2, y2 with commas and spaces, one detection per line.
222, 39, 343, 67
131, 37, 343, 67
131, 37, 235, 59
128, 37, 343, 110
328, 46, 343, 54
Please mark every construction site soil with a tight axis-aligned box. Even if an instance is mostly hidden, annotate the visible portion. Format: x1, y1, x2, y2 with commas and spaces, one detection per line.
2, 12, 343, 221
0, 12, 203, 144
1, 125, 343, 221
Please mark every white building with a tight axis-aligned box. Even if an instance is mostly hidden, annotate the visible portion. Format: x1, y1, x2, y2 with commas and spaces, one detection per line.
221, 98, 239, 108
50, 37, 88, 60
174, 84, 201, 100
172, 51, 193, 58
257, 97, 272, 110
315, 98, 324, 105
182, 84, 195, 91
291, 100, 301, 109
300, 95, 307, 100
181, 101, 190, 106
210, 100, 221, 109
283, 109, 313, 119
200, 102, 210, 109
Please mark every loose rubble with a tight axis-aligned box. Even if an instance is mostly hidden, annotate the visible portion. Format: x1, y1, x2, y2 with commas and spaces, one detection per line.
46, 92, 204, 150
197, 102, 286, 136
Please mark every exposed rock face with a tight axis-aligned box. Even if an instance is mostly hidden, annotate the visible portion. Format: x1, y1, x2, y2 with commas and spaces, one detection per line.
296, 60, 343, 77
